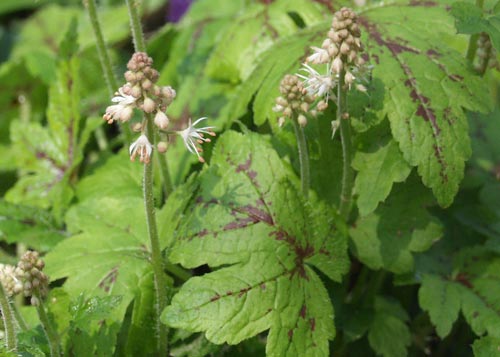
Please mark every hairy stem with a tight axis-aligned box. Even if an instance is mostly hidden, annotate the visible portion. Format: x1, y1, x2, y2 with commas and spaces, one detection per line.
126, 1, 169, 352
12, 301, 28, 331
34, 291, 61, 357
338, 68, 354, 219
0, 285, 17, 351
84, 0, 132, 144
126, 0, 146, 52
465, 0, 485, 62
143, 118, 169, 354
292, 115, 310, 199
155, 134, 173, 198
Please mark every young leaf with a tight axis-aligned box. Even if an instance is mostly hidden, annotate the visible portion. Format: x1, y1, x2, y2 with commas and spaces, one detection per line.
418, 274, 462, 338
162, 131, 349, 356
353, 121, 412, 216
350, 175, 443, 274
451, 2, 500, 52
472, 336, 500, 357
0, 199, 64, 251
5, 57, 84, 221
368, 296, 411, 357
419, 247, 500, 339
360, 3, 492, 207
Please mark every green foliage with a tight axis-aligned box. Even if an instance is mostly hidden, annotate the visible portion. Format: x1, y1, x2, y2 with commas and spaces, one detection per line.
162, 131, 349, 356
1, 0, 499, 356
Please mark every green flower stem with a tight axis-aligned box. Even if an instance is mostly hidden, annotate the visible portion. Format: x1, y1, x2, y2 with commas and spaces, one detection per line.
83, 0, 132, 144
0, 285, 16, 351
34, 291, 61, 357
291, 115, 310, 199
466, 0, 485, 63
127, 2, 170, 353
155, 134, 173, 197
143, 118, 169, 354
126, 0, 146, 53
338, 68, 354, 219
12, 301, 28, 331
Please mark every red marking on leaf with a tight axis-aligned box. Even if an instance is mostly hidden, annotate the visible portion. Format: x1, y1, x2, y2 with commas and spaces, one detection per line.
455, 273, 474, 289
271, 230, 314, 280
260, 283, 266, 290
300, 305, 307, 319
309, 318, 316, 331
98, 266, 119, 293
238, 287, 251, 298
236, 157, 252, 173
319, 248, 330, 256
426, 49, 441, 58
448, 74, 463, 82
433, 144, 449, 181
256, 198, 265, 207
288, 329, 294, 340
197, 229, 209, 238
226, 291, 233, 296
223, 216, 259, 231
237, 205, 274, 225
210, 294, 221, 302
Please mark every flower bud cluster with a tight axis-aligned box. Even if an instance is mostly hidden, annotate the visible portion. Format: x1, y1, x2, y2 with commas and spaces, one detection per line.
273, 75, 318, 127
103, 52, 176, 127
17, 251, 49, 306
298, 7, 368, 102
103, 52, 216, 164
0, 264, 23, 297
476, 33, 500, 72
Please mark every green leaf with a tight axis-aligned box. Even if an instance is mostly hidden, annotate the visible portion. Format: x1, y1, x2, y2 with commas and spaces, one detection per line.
361, 3, 493, 207
162, 131, 349, 356
45, 197, 158, 323
0, 199, 64, 251
418, 247, 500, 338
368, 296, 411, 357
224, 23, 328, 128
76, 150, 143, 202
451, 2, 500, 52
418, 274, 461, 338
350, 175, 443, 273
353, 121, 412, 216
204, 0, 324, 83
5, 57, 87, 221
472, 336, 500, 357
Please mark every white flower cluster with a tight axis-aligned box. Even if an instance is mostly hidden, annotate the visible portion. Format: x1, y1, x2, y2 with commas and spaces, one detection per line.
298, 7, 369, 101
104, 52, 216, 164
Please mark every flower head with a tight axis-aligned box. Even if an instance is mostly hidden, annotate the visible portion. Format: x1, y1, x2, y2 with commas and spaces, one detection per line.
177, 117, 215, 163
0, 264, 23, 297
307, 46, 330, 64
103, 87, 137, 124
129, 134, 153, 164
297, 63, 336, 100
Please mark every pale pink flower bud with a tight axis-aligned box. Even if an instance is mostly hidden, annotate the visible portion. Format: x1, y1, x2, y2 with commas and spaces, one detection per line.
332, 57, 343, 74
298, 114, 307, 127
154, 111, 170, 130
143, 97, 156, 113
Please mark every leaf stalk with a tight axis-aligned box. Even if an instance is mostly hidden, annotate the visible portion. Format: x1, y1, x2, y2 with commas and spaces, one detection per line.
338, 67, 354, 219
34, 290, 61, 357
292, 115, 310, 199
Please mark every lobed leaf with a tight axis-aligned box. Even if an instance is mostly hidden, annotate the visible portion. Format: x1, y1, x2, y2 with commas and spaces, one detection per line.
162, 131, 349, 356
419, 247, 500, 339
350, 175, 443, 274
360, 3, 492, 207
353, 121, 412, 216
